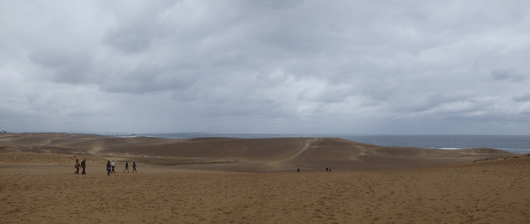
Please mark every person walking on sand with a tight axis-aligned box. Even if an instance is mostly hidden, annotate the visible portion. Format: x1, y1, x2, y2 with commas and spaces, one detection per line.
81, 159, 86, 175
297, 168, 300, 173
107, 161, 112, 175
123, 161, 130, 173
132, 162, 137, 173
326, 167, 328, 172
74, 159, 80, 174
111, 160, 115, 173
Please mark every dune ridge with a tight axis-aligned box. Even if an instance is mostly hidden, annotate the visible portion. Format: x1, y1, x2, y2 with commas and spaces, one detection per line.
0, 133, 519, 171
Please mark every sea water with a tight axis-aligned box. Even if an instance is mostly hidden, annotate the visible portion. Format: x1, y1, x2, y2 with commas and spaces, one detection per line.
111, 133, 530, 154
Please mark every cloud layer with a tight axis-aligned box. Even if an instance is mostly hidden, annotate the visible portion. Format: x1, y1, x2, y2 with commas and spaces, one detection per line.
1, 0, 530, 134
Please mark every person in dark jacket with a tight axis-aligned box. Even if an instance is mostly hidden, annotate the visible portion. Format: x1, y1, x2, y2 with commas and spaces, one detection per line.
132, 162, 137, 173
123, 161, 129, 173
81, 159, 86, 174
106, 161, 111, 175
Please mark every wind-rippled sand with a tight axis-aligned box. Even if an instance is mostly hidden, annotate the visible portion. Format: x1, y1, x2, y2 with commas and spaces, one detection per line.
2, 158, 530, 224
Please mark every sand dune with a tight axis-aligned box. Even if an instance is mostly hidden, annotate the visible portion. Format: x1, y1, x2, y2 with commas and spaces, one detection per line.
1, 157, 530, 223
1, 133, 529, 223
0, 133, 519, 172
101, 137, 519, 172
0, 151, 106, 165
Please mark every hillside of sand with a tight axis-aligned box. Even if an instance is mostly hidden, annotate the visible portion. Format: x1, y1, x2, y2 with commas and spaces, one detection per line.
1, 154, 530, 223
0, 133, 520, 171
2, 133, 529, 223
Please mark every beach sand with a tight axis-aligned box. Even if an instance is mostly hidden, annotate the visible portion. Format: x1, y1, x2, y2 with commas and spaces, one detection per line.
1, 133, 529, 223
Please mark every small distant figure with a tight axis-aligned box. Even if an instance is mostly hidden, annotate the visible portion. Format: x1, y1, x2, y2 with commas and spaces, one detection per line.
504, 156, 507, 160
132, 162, 137, 173
297, 168, 300, 173
329, 167, 331, 172
111, 160, 116, 173
81, 159, 86, 175
123, 161, 130, 173
106, 161, 111, 175
326, 167, 328, 172
74, 159, 80, 174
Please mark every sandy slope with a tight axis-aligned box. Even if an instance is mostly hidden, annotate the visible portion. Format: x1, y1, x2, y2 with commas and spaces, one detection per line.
1, 133, 517, 172
1, 157, 530, 224
1, 133, 529, 223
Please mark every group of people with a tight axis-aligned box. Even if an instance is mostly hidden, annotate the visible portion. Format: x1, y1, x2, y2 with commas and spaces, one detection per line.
106, 160, 137, 175
295, 167, 332, 173
74, 159, 137, 175
74, 159, 86, 174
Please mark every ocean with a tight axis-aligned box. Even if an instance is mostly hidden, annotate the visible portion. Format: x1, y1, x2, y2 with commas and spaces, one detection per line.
111, 133, 530, 154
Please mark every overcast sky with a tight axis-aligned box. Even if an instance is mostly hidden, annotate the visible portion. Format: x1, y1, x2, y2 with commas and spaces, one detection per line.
1, 1, 530, 134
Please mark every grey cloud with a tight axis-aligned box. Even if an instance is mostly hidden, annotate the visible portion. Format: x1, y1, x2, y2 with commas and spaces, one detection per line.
30, 49, 93, 84
2, 0, 530, 134
100, 0, 180, 53
101, 69, 200, 94
249, 0, 302, 10
312, 89, 353, 103
491, 69, 527, 82
203, 100, 290, 119
102, 25, 158, 54
491, 69, 511, 80
513, 93, 530, 102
